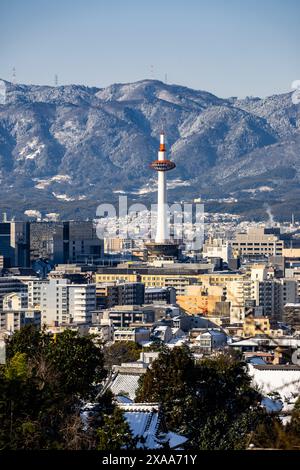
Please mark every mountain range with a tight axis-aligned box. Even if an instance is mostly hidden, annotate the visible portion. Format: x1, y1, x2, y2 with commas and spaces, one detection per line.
0, 78, 299, 221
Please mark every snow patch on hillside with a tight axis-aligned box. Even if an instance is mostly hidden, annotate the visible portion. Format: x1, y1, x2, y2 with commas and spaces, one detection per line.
34, 174, 71, 190
52, 192, 86, 202
24, 209, 42, 220
18, 138, 45, 160
156, 90, 181, 106
242, 186, 274, 194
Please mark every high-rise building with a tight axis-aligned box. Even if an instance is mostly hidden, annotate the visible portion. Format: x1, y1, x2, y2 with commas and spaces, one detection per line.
95, 281, 145, 309
2, 292, 28, 310
30, 221, 61, 262
0, 222, 30, 267
40, 278, 96, 326
54, 221, 104, 264
250, 278, 297, 320
30, 221, 104, 264
13, 276, 48, 310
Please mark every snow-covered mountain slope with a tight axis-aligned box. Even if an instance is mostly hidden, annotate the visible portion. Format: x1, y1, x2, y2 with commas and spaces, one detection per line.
0, 79, 299, 220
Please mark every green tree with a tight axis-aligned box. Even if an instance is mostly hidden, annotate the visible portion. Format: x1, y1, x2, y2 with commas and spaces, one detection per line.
136, 347, 265, 449
97, 407, 135, 450
0, 327, 108, 450
4, 352, 29, 381
136, 346, 195, 431
46, 330, 106, 398
103, 341, 141, 368
6, 324, 50, 360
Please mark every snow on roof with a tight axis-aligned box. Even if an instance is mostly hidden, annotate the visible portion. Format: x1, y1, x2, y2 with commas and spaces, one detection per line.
116, 395, 133, 404
166, 337, 188, 348
171, 327, 185, 336
248, 363, 300, 411
110, 373, 141, 400
261, 397, 283, 413
139, 340, 154, 347
195, 330, 226, 340
230, 339, 262, 347
167, 431, 188, 449
230, 336, 293, 348
202, 330, 225, 337
123, 410, 160, 437
119, 403, 188, 449
153, 325, 169, 331
122, 407, 161, 449
247, 357, 267, 365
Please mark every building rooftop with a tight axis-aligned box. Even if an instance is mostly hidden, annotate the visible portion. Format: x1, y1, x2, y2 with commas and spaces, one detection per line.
110, 373, 142, 400
119, 403, 188, 449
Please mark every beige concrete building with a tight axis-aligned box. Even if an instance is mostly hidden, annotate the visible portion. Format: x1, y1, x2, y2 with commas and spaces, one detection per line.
243, 316, 271, 338
177, 285, 229, 316
282, 248, 300, 258
231, 227, 284, 257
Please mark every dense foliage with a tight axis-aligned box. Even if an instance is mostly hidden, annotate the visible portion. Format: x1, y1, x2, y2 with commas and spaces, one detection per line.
136, 346, 298, 450
2, 328, 300, 450
103, 341, 141, 368
0, 326, 107, 449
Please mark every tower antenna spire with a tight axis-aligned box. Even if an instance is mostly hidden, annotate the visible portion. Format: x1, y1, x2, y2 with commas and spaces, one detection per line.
12, 67, 16, 85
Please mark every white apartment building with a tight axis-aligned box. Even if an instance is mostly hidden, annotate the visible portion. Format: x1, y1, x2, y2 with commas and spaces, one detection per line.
68, 284, 96, 323
202, 238, 232, 263
40, 278, 96, 326
0, 277, 28, 308
22, 277, 45, 309
226, 278, 247, 323
0, 310, 41, 333
3, 292, 28, 310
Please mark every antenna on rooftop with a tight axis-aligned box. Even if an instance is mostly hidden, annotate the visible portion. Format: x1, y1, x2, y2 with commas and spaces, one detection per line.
150, 64, 154, 79
12, 67, 16, 85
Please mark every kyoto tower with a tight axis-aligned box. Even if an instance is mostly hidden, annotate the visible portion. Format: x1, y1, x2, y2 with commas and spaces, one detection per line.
146, 132, 179, 259
150, 132, 175, 242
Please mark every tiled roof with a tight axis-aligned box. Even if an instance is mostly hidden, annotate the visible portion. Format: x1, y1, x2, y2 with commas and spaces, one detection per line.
110, 373, 141, 400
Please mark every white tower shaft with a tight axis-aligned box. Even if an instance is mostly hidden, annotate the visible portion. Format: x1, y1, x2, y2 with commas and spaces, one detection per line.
156, 171, 168, 242
155, 134, 168, 243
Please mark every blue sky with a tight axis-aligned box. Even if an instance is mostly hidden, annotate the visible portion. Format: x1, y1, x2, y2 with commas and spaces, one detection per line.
0, 0, 299, 97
